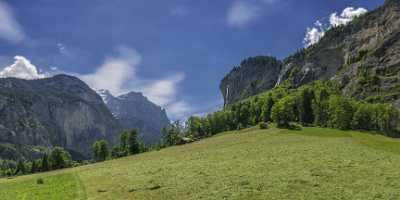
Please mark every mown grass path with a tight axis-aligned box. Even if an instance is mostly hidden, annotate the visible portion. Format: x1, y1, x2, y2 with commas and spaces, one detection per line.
2, 127, 400, 199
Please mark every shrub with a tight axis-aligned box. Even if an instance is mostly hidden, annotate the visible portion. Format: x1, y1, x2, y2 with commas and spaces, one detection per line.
37, 178, 44, 184
288, 123, 302, 131
259, 122, 269, 129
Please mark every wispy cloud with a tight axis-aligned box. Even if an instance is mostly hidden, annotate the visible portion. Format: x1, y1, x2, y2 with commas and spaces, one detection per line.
226, 0, 278, 28
226, 1, 260, 28
303, 7, 368, 47
169, 5, 191, 17
78, 46, 192, 120
79, 46, 141, 95
0, 1, 25, 43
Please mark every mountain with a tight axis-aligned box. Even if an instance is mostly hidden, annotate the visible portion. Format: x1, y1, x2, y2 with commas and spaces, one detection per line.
220, 56, 282, 105
98, 89, 170, 144
0, 74, 122, 160
220, 0, 400, 108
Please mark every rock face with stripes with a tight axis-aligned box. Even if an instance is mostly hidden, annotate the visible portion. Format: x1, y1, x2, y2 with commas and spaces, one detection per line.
220, 0, 400, 108
0, 74, 122, 160
98, 89, 170, 144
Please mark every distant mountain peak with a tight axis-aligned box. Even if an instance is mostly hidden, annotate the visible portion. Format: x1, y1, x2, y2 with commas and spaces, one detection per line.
97, 89, 170, 144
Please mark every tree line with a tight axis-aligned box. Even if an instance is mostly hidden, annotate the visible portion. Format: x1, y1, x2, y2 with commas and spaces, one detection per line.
165, 81, 399, 143
0, 129, 145, 177
0, 147, 74, 177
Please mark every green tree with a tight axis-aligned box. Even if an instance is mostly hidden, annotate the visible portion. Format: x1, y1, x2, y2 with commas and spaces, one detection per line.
328, 96, 355, 130
15, 160, 26, 175
271, 96, 296, 128
162, 121, 182, 146
352, 103, 374, 130
93, 140, 109, 161
312, 87, 331, 127
186, 116, 204, 138
376, 104, 400, 133
128, 129, 140, 155
49, 147, 72, 169
41, 154, 50, 171
261, 94, 275, 122
120, 131, 129, 153
298, 87, 315, 125
30, 160, 38, 174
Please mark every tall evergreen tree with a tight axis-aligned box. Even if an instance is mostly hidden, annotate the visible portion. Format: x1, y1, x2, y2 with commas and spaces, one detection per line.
93, 140, 109, 161
41, 154, 50, 172
120, 131, 129, 152
128, 129, 140, 154
30, 160, 38, 174
15, 160, 26, 175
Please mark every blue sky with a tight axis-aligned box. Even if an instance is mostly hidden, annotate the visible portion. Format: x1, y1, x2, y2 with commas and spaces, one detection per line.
0, 0, 384, 120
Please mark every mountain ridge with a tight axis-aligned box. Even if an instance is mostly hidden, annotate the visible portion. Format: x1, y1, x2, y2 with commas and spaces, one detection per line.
220, 0, 400, 107
97, 89, 170, 144
0, 74, 123, 160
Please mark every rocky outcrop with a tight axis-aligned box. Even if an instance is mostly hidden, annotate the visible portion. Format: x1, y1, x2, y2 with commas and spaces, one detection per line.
220, 56, 282, 105
98, 90, 170, 144
221, 0, 400, 107
280, 0, 400, 105
0, 75, 122, 160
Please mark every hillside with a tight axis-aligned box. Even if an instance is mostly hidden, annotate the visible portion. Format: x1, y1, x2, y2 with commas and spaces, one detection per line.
0, 75, 122, 160
220, 0, 400, 107
98, 89, 170, 144
2, 127, 400, 199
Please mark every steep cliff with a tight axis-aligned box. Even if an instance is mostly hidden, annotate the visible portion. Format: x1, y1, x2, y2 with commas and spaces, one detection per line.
281, 0, 400, 106
220, 56, 282, 105
221, 0, 400, 107
98, 90, 170, 144
0, 75, 122, 160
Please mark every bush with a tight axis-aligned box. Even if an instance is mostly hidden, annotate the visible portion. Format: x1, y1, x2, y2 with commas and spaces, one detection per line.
288, 123, 303, 131
259, 122, 269, 129
37, 178, 44, 184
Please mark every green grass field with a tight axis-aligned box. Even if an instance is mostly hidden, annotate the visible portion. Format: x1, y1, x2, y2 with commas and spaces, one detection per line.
2, 127, 400, 200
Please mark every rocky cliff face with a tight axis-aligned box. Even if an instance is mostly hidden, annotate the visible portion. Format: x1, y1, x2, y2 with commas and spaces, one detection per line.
0, 75, 122, 160
220, 56, 282, 105
221, 0, 400, 107
98, 90, 170, 144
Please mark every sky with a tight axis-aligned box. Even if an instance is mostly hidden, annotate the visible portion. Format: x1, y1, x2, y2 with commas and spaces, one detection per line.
0, 0, 384, 120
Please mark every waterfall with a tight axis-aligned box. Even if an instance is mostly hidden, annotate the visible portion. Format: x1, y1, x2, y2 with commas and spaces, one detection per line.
274, 64, 292, 88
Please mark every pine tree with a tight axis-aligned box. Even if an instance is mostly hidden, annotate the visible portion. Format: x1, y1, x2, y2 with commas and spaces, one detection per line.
41, 154, 50, 171
15, 160, 26, 175
128, 129, 140, 154
30, 160, 38, 174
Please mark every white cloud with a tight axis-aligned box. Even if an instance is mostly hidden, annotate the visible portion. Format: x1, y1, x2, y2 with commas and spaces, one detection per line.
0, 56, 47, 79
57, 43, 68, 54
169, 5, 191, 17
78, 46, 191, 120
330, 7, 367, 27
166, 101, 193, 120
0, 1, 25, 43
227, 1, 260, 28
303, 7, 367, 47
139, 73, 185, 106
303, 21, 325, 47
226, 0, 278, 28
79, 46, 141, 95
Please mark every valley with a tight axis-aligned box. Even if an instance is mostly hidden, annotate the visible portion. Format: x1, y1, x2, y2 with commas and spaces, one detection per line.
2, 126, 400, 199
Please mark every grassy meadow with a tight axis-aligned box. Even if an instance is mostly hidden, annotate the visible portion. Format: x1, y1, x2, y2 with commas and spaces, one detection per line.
2, 127, 400, 199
